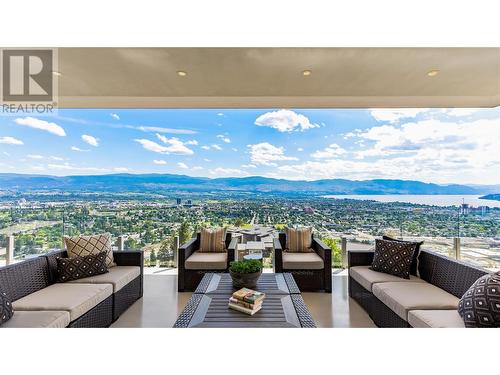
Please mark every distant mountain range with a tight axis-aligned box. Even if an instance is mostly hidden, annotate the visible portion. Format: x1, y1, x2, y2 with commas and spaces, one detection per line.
0, 173, 498, 196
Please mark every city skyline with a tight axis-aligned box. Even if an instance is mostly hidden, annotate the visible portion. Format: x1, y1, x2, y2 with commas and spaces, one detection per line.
1, 107, 500, 184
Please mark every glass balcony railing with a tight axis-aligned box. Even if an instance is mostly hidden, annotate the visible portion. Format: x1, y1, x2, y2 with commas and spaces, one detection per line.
0, 201, 498, 272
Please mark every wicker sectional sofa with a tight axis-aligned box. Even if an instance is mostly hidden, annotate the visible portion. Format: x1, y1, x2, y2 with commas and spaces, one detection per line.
0, 250, 143, 328
348, 248, 488, 327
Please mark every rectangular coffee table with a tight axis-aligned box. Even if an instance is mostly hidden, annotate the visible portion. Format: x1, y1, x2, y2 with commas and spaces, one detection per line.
174, 273, 316, 328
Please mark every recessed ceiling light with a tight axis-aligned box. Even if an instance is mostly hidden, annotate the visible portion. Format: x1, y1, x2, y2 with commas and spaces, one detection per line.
302, 69, 312, 76
52, 71, 62, 76
177, 71, 187, 77
427, 69, 439, 77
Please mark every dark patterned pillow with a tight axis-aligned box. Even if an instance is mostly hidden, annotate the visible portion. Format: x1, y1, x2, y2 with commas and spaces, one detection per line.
0, 289, 14, 326
383, 236, 423, 276
56, 251, 109, 283
370, 239, 417, 279
458, 271, 500, 328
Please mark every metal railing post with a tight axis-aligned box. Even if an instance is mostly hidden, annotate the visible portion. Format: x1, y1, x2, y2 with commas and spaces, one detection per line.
6, 235, 14, 265
341, 237, 348, 269
173, 236, 179, 267
118, 235, 125, 251
453, 237, 461, 260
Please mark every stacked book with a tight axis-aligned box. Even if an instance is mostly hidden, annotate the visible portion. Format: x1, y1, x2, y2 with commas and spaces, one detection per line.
228, 288, 266, 315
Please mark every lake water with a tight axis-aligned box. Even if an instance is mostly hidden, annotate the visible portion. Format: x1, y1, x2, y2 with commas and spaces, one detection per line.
324, 194, 500, 208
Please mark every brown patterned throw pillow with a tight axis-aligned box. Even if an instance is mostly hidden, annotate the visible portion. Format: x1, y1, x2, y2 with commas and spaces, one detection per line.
0, 289, 14, 326
56, 251, 108, 282
370, 239, 417, 279
64, 233, 115, 268
285, 227, 313, 253
199, 227, 227, 253
458, 271, 500, 328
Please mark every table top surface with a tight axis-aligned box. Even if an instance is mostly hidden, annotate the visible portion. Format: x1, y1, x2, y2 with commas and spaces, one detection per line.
174, 273, 316, 328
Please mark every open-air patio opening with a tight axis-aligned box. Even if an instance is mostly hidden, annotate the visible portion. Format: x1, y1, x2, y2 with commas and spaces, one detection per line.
1, 47, 500, 328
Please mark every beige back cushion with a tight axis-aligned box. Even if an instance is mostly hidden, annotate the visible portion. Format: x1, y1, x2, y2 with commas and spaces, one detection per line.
64, 233, 115, 268
199, 227, 227, 253
285, 227, 313, 253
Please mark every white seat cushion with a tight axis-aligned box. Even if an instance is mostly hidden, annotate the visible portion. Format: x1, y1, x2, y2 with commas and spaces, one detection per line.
408, 310, 465, 328
283, 252, 324, 270
350, 265, 425, 292
372, 282, 459, 321
68, 266, 140, 293
185, 251, 227, 270
13, 283, 112, 321
2, 310, 70, 328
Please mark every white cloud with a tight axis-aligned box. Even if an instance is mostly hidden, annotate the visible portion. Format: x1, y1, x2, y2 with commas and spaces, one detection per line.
192, 166, 203, 171
203, 158, 211, 162
27, 154, 43, 159
241, 164, 257, 169
201, 146, 211, 150
44, 163, 129, 174
81, 134, 99, 147
50, 156, 64, 161
297, 148, 304, 152
153, 159, 167, 165
369, 108, 428, 123
340, 117, 500, 184
15, 117, 66, 136
211, 144, 222, 151
217, 135, 231, 143
137, 126, 197, 135
47, 163, 106, 172
0, 136, 23, 145
113, 167, 129, 173
177, 162, 189, 169
156, 134, 194, 155
111, 113, 120, 120
71, 146, 90, 152
311, 144, 346, 159
255, 109, 319, 132
3, 152, 11, 156
185, 140, 199, 145
231, 148, 238, 152
443, 108, 479, 117
247, 142, 298, 166
30, 166, 46, 171
210, 167, 247, 176
217, 113, 224, 116
134, 139, 168, 153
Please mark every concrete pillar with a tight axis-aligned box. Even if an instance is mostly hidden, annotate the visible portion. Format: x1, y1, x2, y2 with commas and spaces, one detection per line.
453, 237, 461, 260
118, 235, 125, 251
341, 237, 348, 269
6, 235, 14, 265
173, 236, 179, 267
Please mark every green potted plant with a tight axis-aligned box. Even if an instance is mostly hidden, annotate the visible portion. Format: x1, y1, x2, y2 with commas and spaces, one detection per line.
229, 259, 263, 289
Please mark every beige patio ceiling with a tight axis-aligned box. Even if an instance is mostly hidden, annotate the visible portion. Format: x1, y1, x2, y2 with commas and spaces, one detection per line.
57, 48, 500, 108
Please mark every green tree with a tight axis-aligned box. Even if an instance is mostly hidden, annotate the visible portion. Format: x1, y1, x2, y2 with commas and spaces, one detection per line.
125, 237, 139, 250
234, 218, 245, 227
179, 221, 191, 244
149, 249, 157, 266
321, 237, 342, 268
157, 238, 171, 267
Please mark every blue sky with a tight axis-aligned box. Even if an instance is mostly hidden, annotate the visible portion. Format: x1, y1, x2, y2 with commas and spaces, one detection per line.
1, 107, 500, 184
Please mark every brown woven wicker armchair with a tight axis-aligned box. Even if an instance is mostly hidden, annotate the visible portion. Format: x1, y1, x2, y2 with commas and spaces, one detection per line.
274, 233, 332, 292
178, 232, 237, 292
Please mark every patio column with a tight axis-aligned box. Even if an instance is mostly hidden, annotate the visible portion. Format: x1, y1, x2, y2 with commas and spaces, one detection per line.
6, 235, 14, 265
341, 237, 348, 268
453, 237, 461, 260
173, 236, 179, 267
118, 235, 125, 251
